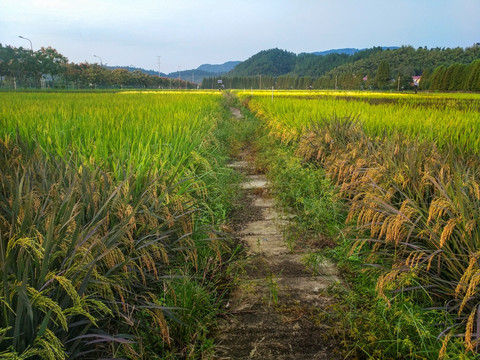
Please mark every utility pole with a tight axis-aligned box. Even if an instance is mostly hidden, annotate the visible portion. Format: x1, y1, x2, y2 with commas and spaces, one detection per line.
335, 75, 338, 90
397, 76, 401, 91
157, 56, 162, 88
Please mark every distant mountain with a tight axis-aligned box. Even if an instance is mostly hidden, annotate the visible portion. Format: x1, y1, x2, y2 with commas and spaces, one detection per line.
311, 48, 360, 56
197, 61, 241, 74
165, 69, 218, 84
159, 61, 241, 84
311, 46, 399, 56
105, 65, 220, 84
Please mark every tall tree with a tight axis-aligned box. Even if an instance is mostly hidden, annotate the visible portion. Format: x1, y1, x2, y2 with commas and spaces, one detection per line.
36, 47, 68, 87
419, 68, 431, 90
429, 65, 446, 90
374, 60, 391, 89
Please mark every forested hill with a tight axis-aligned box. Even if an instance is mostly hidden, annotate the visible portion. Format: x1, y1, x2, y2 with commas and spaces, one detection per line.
310, 46, 398, 56
229, 49, 297, 76
325, 45, 480, 78
227, 46, 480, 79
228, 47, 396, 77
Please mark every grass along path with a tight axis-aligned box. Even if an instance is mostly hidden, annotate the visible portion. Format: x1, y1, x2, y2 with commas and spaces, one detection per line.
215, 106, 344, 359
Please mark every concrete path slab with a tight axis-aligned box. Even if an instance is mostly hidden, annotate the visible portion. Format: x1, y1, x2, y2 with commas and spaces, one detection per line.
216, 106, 343, 360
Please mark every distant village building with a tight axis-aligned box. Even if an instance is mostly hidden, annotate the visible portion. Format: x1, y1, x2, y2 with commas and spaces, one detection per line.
412, 76, 421, 86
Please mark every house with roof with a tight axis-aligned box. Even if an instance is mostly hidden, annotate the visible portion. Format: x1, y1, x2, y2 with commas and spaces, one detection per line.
412, 76, 421, 86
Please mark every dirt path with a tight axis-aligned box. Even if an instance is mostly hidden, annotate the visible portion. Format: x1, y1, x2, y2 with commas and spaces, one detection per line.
215, 108, 344, 360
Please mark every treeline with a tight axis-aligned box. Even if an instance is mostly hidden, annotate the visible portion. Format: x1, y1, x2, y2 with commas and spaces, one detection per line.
426, 59, 480, 91
203, 58, 480, 92
326, 45, 480, 78
62, 64, 194, 89
228, 47, 391, 78
228, 46, 480, 79
202, 75, 360, 90
202, 73, 413, 91
0, 44, 194, 89
204, 45, 480, 91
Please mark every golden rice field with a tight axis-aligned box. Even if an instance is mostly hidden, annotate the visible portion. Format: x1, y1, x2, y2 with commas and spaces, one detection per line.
1, 91, 222, 181
238, 90, 480, 154
2, 89, 480, 358
0, 90, 232, 359
239, 90, 480, 355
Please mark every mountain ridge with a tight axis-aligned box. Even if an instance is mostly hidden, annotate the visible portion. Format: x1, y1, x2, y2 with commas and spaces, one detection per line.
310, 46, 399, 56
106, 45, 480, 86
196, 61, 241, 73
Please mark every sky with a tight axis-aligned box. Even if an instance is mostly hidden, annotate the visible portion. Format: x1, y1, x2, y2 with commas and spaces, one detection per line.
1, 0, 480, 74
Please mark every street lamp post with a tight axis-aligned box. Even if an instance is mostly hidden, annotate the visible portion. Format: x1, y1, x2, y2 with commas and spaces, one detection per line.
18, 36, 33, 51
18, 36, 34, 88
93, 55, 103, 66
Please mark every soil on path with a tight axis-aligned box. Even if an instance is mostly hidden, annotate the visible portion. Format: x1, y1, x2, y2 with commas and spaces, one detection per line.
215, 108, 344, 360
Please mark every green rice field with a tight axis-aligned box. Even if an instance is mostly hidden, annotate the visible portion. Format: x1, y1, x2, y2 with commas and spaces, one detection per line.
2, 89, 480, 358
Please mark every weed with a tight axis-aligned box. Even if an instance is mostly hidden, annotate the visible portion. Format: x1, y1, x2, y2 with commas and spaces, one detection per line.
302, 251, 328, 275
265, 273, 279, 307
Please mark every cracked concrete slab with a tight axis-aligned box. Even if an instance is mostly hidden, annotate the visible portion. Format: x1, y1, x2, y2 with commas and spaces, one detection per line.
252, 197, 275, 208
227, 160, 249, 169
240, 175, 268, 189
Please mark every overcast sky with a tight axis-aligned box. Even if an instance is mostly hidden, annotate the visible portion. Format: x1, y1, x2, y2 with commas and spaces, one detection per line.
1, 0, 480, 74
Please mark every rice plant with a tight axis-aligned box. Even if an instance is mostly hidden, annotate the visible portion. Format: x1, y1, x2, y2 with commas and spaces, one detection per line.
242, 90, 480, 354
238, 90, 480, 155
0, 91, 234, 358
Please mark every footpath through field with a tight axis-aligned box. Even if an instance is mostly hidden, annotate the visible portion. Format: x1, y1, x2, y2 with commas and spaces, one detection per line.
215, 107, 344, 360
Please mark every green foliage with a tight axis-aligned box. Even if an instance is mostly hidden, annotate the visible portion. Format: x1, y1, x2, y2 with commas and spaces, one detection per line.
0, 92, 222, 186
419, 68, 432, 90
429, 59, 480, 91
229, 48, 296, 77
203, 45, 480, 90
293, 52, 351, 77
374, 60, 391, 89
0, 43, 195, 89
257, 137, 344, 239
326, 241, 469, 359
